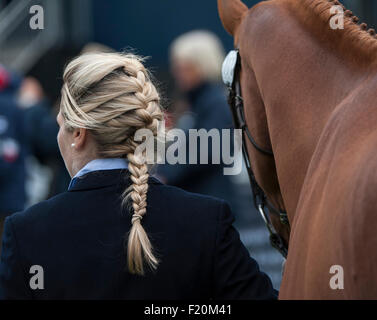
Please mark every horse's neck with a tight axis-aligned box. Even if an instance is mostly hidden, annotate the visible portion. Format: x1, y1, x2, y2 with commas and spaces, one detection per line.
295, 0, 377, 68
241, 0, 374, 223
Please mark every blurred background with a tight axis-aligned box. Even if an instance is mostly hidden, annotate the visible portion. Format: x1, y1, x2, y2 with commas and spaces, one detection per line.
0, 0, 375, 290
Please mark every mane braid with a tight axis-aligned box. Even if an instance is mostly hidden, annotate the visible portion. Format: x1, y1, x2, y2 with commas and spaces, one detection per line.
289, 0, 377, 66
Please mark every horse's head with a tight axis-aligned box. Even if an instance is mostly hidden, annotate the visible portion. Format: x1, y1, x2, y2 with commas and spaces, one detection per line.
218, 0, 290, 252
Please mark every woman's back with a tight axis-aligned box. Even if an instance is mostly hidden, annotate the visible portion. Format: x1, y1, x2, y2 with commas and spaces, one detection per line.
0, 169, 276, 299
1, 52, 276, 299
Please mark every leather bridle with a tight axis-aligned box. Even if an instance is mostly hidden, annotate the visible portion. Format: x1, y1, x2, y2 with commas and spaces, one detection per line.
222, 49, 289, 258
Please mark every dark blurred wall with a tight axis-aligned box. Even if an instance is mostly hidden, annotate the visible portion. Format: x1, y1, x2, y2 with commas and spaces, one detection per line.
91, 0, 254, 68
343, 0, 377, 28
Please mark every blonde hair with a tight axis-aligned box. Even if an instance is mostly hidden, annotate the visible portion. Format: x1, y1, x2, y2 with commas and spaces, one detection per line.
60, 52, 163, 275
170, 30, 225, 81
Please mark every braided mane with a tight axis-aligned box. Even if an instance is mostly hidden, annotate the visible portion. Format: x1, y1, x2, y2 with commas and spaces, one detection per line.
288, 0, 377, 65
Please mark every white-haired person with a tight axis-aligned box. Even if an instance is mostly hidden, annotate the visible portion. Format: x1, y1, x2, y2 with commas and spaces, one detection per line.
156, 30, 245, 223
0, 52, 277, 299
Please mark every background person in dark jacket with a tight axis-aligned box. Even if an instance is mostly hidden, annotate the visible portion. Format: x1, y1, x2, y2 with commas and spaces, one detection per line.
157, 30, 245, 221
0, 65, 27, 252
0, 52, 277, 299
17, 76, 70, 199
0, 66, 68, 254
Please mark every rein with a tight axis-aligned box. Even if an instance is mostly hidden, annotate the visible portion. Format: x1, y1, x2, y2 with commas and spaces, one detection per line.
222, 49, 289, 258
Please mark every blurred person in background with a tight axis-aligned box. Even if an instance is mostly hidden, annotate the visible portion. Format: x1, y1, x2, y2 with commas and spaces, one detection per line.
0, 65, 67, 253
17, 76, 70, 199
157, 30, 245, 222
0, 65, 27, 253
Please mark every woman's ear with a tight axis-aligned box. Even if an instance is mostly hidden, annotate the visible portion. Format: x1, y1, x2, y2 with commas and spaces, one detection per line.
72, 127, 87, 150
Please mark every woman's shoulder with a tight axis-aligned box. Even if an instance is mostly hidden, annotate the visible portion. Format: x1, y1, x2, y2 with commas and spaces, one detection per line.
8, 191, 71, 228
151, 176, 226, 203
149, 177, 233, 222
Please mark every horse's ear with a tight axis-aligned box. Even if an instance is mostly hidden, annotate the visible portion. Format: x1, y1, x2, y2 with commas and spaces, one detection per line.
217, 0, 248, 37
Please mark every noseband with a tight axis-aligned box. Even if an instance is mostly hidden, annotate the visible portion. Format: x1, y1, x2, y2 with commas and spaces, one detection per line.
222, 49, 289, 258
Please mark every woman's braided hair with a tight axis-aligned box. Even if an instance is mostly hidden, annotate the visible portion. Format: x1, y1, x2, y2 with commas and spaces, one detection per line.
60, 52, 163, 275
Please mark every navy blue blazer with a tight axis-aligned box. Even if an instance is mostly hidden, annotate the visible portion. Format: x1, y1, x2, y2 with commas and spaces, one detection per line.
0, 169, 277, 299
0, 95, 27, 216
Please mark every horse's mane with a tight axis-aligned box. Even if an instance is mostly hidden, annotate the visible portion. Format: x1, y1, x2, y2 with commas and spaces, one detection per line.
288, 0, 377, 66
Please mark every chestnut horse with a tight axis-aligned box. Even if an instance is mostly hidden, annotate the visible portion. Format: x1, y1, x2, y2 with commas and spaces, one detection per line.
218, 0, 377, 299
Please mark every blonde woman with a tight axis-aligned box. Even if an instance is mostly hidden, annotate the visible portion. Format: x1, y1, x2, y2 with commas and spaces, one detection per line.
0, 52, 277, 299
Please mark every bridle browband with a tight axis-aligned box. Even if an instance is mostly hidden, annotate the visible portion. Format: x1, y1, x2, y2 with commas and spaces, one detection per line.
222, 49, 289, 258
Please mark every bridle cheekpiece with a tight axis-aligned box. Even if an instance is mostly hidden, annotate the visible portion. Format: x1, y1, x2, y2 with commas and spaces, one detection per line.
222, 49, 289, 258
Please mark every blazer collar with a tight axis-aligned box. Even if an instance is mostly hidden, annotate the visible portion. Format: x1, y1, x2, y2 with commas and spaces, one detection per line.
68, 169, 162, 192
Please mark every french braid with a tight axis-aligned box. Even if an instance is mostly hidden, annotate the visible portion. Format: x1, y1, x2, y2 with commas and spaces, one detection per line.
61, 52, 163, 275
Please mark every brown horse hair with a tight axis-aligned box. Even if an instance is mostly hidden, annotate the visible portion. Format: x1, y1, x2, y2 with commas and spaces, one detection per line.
291, 0, 377, 67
